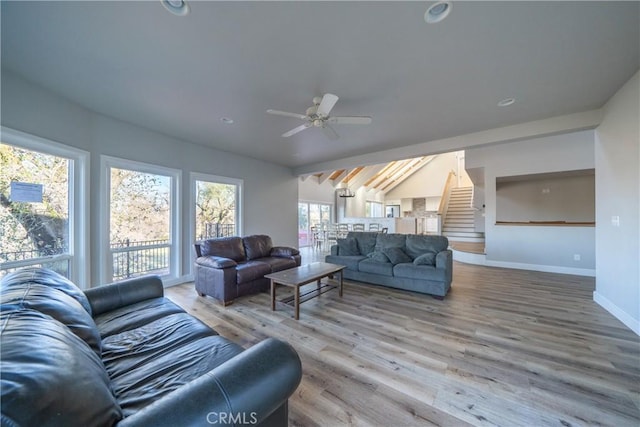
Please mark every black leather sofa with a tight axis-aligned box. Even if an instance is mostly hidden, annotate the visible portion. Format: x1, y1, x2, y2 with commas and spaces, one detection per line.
194, 234, 301, 305
0, 268, 302, 426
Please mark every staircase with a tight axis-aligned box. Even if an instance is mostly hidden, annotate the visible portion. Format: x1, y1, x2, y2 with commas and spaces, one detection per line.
443, 187, 485, 242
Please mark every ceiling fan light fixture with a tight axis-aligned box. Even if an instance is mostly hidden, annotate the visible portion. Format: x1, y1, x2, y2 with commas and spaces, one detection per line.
161, 0, 190, 16
425, 1, 452, 24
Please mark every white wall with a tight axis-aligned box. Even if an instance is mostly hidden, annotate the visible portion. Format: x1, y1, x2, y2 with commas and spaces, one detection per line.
466, 130, 596, 275
1, 71, 298, 286
593, 71, 640, 335
298, 176, 335, 204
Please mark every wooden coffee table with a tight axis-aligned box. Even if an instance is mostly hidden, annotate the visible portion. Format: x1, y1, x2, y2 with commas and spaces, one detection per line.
266, 262, 345, 320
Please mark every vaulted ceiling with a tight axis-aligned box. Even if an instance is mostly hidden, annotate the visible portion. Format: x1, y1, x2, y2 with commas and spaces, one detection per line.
2, 2, 638, 174
305, 155, 437, 194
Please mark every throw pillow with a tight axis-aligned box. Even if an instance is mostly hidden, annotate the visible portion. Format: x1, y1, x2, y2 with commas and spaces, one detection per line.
367, 250, 391, 263
383, 247, 412, 265
337, 238, 360, 256
413, 252, 436, 266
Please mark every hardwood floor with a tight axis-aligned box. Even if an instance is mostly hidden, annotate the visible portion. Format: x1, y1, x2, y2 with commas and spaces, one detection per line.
167, 262, 640, 426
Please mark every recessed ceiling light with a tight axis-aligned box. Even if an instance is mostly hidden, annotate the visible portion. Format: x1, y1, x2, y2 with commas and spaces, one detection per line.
497, 98, 516, 107
425, 1, 452, 24
161, 0, 189, 16
220, 117, 234, 124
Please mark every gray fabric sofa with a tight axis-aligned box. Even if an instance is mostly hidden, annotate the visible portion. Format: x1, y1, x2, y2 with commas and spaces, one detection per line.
325, 231, 452, 299
194, 234, 301, 305
0, 268, 302, 427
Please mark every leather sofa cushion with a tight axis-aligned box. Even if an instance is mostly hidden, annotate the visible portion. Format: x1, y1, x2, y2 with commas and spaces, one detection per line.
1, 271, 102, 356
271, 246, 300, 257
93, 297, 185, 338
0, 267, 93, 314
101, 312, 243, 416
0, 309, 123, 426
404, 235, 449, 260
236, 261, 272, 283
358, 259, 394, 276
243, 235, 273, 260
201, 237, 246, 262
393, 263, 446, 281
196, 255, 237, 269
257, 256, 298, 272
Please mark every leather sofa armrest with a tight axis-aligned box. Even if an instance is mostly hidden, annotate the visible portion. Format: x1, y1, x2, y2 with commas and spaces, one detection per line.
270, 246, 300, 258
196, 256, 237, 269
84, 275, 164, 316
117, 338, 302, 427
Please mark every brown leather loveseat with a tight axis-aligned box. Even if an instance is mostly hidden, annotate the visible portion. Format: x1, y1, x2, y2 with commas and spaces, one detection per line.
194, 234, 301, 305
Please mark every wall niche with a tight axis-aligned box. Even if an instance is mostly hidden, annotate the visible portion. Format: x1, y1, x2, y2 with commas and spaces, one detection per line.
496, 169, 595, 225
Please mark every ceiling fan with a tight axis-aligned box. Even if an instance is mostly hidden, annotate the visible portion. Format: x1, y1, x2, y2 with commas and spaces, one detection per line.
266, 93, 372, 140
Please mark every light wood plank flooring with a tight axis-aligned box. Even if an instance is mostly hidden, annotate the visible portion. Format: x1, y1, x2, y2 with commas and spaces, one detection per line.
167, 262, 639, 426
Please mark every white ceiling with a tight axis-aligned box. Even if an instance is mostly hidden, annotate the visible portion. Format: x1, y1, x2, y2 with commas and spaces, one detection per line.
2, 1, 638, 173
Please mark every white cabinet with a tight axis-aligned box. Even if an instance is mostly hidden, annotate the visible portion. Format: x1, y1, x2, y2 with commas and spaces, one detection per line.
400, 198, 413, 213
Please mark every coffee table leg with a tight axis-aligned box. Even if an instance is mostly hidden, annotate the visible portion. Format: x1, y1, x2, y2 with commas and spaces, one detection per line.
317, 278, 321, 293
339, 270, 343, 297
271, 280, 276, 311
294, 285, 300, 320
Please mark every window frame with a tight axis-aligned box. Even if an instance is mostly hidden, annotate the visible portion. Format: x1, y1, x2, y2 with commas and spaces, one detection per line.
189, 172, 243, 275
100, 155, 181, 285
0, 126, 90, 286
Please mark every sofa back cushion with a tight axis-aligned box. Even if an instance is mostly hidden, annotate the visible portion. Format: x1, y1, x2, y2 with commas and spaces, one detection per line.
201, 237, 246, 262
0, 309, 123, 426
337, 237, 360, 256
346, 231, 378, 255
0, 268, 102, 355
243, 235, 273, 260
405, 235, 449, 260
374, 233, 407, 252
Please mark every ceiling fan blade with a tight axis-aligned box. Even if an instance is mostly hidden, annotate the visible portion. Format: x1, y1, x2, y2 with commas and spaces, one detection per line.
282, 123, 311, 137
328, 116, 372, 125
316, 93, 339, 117
322, 124, 339, 140
266, 109, 307, 120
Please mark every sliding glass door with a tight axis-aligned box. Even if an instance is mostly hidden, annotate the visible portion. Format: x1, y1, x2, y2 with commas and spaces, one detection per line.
298, 201, 332, 247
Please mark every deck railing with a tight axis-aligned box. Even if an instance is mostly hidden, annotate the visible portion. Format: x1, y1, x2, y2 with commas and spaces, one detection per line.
110, 239, 170, 280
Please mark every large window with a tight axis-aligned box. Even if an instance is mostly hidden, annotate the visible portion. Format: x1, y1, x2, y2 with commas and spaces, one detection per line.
0, 127, 88, 285
191, 173, 242, 240
101, 156, 180, 283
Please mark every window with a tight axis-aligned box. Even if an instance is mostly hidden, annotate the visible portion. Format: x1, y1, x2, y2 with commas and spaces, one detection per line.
101, 156, 180, 283
191, 173, 242, 240
365, 201, 383, 218
0, 127, 88, 285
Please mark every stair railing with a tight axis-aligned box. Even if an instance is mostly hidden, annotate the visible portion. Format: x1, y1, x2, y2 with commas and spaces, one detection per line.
437, 170, 457, 235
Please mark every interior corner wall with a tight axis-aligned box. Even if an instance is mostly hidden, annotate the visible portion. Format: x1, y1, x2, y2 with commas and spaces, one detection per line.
1, 70, 298, 286
465, 130, 596, 274
594, 70, 640, 335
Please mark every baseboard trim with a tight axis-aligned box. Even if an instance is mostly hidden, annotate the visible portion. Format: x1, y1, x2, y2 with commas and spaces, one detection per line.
482, 260, 596, 277
593, 291, 640, 336
163, 274, 193, 288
